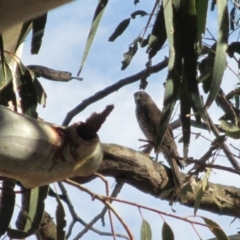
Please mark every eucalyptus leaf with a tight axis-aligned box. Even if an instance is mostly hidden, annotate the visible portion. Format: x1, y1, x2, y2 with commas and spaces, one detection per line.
201, 217, 230, 240
205, 0, 229, 109
0, 180, 16, 237
162, 221, 174, 240
108, 18, 131, 42
141, 219, 152, 240
31, 14, 47, 54
77, 0, 108, 76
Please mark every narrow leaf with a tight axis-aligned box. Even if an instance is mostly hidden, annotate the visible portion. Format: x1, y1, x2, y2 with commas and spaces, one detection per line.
109, 18, 131, 42
0, 61, 13, 88
156, 0, 181, 149
196, 0, 208, 43
0, 180, 16, 236
31, 14, 48, 54
194, 169, 210, 216
162, 221, 174, 240
0, 35, 6, 83
230, 7, 236, 31
147, 4, 167, 59
201, 217, 230, 240
211, 0, 216, 11
205, 0, 229, 109
140, 219, 152, 240
16, 61, 38, 118
77, 0, 108, 76
13, 186, 49, 238
180, 73, 191, 159
32, 78, 47, 107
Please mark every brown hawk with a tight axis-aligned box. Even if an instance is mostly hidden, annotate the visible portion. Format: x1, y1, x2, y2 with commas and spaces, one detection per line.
134, 91, 183, 187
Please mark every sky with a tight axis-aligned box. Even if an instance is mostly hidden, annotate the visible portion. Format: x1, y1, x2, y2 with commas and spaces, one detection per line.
13, 0, 240, 239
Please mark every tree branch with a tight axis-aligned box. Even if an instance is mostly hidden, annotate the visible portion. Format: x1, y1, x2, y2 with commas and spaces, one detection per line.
72, 143, 240, 218
62, 57, 168, 126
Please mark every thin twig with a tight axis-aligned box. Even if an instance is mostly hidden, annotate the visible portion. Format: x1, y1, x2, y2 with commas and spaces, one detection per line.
186, 158, 240, 175
58, 182, 128, 239
64, 179, 224, 232
73, 181, 127, 239
62, 57, 168, 126
65, 179, 134, 240
95, 173, 116, 240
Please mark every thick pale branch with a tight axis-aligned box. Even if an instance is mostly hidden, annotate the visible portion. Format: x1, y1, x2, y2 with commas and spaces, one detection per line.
72, 144, 240, 218
0, 0, 73, 33
0, 105, 113, 188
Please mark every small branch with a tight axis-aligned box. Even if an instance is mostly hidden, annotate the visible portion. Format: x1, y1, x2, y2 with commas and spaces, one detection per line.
170, 119, 225, 133
71, 143, 240, 218
95, 173, 116, 240
62, 57, 168, 126
186, 158, 240, 175
65, 179, 134, 240
58, 182, 128, 239
64, 179, 223, 233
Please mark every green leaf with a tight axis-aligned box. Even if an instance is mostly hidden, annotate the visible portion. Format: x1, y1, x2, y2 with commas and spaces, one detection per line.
201, 217, 230, 240
147, 4, 167, 59
32, 78, 47, 107
156, 0, 180, 149
196, 0, 208, 43
230, 7, 236, 31
31, 14, 48, 54
180, 73, 191, 159
235, 94, 239, 109
219, 120, 240, 139
56, 195, 66, 240
0, 35, 6, 83
0, 180, 16, 237
219, 120, 239, 132
16, 61, 38, 117
77, 0, 108, 76
141, 219, 152, 240
194, 168, 210, 216
159, 188, 174, 199
162, 221, 174, 240
10, 186, 49, 238
14, 21, 32, 53
204, 0, 229, 109
0, 60, 13, 88
109, 18, 131, 42
211, 0, 216, 11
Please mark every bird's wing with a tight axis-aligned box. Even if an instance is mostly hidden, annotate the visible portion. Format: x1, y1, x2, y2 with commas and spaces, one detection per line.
144, 102, 161, 134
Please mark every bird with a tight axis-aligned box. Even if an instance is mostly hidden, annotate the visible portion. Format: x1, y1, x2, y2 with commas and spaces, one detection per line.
134, 91, 183, 187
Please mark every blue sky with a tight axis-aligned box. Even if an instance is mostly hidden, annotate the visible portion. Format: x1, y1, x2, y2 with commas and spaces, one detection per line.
18, 1, 240, 239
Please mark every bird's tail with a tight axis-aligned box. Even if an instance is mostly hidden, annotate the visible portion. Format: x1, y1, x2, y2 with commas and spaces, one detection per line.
163, 152, 182, 187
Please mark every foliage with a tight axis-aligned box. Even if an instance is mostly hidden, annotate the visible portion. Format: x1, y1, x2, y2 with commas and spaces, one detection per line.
1, 0, 240, 239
